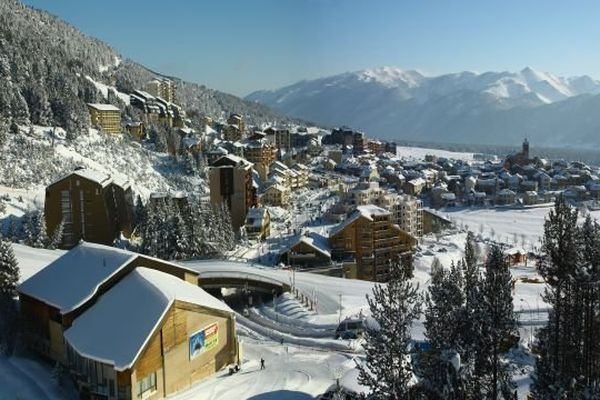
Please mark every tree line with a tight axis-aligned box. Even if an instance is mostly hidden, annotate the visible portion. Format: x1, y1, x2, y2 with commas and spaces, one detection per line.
358, 196, 600, 399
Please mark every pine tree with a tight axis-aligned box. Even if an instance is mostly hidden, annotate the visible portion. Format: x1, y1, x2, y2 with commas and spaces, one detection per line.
48, 218, 64, 250
356, 258, 422, 400
476, 245, 517, 400
0, 236, 19, 355
532, 199, 600, 398
420, 260, 469, 399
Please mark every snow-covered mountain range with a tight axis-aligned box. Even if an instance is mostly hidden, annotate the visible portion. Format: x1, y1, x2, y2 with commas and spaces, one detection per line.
246, 67, 600, 147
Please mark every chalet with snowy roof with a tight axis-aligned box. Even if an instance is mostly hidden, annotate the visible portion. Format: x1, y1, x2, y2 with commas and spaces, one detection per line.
45, 168, 134, 249
280, 231, 332, 268
18, 243, 239, 400
125, 121, 145, 140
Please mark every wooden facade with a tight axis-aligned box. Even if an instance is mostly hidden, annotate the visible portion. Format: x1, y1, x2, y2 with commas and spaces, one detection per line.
330, 207, 417, 282
20, 252, 198, 364
45, 171, 134, 249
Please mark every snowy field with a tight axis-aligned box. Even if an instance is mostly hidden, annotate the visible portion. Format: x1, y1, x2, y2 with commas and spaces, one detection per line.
396, 146, 477, 162
443, 206, 553, 250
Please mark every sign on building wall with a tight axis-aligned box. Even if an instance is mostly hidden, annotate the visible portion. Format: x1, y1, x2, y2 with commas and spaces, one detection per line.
189, 322, 219, 360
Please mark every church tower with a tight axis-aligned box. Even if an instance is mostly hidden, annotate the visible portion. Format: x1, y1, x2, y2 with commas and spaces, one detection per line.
522, 138, 529, 159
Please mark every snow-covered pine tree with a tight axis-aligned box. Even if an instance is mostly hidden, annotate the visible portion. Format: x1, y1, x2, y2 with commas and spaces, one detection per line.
532, 199, 600, 398
0, 236, 19, 355
48, 218, 64, 250
133, 195, 146, 231
218, 202, 235, 253
356, 257, 422, 400
476, 245, 517, 400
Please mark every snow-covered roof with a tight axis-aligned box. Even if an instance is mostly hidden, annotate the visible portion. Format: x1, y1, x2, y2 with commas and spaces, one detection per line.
330, 205, 389, 237
87, 103, 120, 112
292, 232, 331, 258
49, 168, 113, 188
18, 242, 197, 314
19, 242, 136, 313
64, 267, 232, 371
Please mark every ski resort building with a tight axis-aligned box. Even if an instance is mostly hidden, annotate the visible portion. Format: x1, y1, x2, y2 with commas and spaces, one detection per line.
45, 168, 134, 249
329, 205, 417, 282
18, 242, 240, 400
209, 155, 258, 232
244, 207, 271, 241
145, 78, 177, 103
87, 103, 121, 135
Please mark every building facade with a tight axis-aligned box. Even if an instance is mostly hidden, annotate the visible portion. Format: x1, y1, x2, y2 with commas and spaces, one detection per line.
209, 155, 258, 232
329, 205, 416, 282
18, 243, 238, 400
88, 103, 121, 134
45, 168, 134, 249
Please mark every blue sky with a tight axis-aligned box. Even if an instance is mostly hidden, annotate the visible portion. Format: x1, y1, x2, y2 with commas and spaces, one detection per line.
23, 0, 600, 96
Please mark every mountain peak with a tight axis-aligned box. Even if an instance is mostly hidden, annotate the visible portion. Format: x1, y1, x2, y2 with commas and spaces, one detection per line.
356, 66, 424, 88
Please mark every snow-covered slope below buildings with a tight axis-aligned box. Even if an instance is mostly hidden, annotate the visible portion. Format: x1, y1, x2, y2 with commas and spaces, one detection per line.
0, 126, 205, 221
246, 66, 600, 148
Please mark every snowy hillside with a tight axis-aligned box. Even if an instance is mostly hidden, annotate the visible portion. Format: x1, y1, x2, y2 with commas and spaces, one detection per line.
246, 66, 600, 147
0, 126, 205, 220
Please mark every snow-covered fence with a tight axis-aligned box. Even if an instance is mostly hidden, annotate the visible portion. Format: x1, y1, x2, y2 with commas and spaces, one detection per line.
235, 313, 358, 353
248, 308, 335, 338
258, 305, 338, 331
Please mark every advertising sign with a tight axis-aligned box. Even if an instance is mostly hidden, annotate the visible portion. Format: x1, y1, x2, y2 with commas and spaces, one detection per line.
189, 322, 219, 360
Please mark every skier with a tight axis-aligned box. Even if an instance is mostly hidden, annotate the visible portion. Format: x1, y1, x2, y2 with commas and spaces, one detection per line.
260, 357, 265, 370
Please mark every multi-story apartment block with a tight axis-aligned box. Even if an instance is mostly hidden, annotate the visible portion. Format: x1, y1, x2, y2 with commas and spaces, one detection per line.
329, 205, 416, 282
87, 103, 121, 134
262, 184, 290, 207
244, 207, 271, 241
244, 139, 276, 181
209, 155, 257, 231
145, 78, 176, 103
227, 113, 245, 133
264, 126, 291, 152
45, 168, 134, 248
341, 181, 423, 236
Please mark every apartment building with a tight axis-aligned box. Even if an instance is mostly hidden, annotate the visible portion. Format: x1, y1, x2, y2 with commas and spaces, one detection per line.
244, 207, 271, 241
145, 78, 177, 103
87, 103, 121, 134
243, 139, 276, 181
209, 155, 258, 231
341, 181, 423, 237
261, 184, 290, 207
264, 126, 291, 152
329, 205, 416, 282
45, 168, 134, 248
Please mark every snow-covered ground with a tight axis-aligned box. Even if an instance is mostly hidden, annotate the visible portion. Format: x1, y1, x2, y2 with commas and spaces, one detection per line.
396, 146, 478, 162
0, 356, 77, 400
443, 206, 553, 250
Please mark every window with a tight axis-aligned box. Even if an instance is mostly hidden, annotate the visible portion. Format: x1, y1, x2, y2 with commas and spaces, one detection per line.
137, 372, 156, 398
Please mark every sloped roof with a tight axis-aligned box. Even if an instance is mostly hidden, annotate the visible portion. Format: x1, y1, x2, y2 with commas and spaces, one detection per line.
289, 232, 331, 258
19, 242, 136, 313
330, 205, 388, 237
87, 103, 120, 112
18, 242, 197, 314
64, 267, 232, 371
49, 168, 113, 188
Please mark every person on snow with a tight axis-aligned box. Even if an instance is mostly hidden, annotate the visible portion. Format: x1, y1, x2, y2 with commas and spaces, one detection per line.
260, 357, 265, 370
